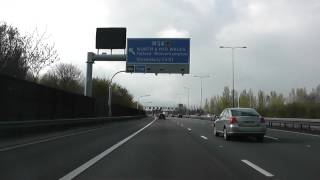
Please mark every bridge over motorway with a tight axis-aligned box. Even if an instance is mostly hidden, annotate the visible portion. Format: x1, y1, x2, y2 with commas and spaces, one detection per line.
143, 106, 176, 112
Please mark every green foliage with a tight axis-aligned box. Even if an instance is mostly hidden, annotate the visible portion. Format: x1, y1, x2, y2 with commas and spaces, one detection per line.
257, 90, 266, 114
222, 86, 232, 108
239, 90, 250, 107
204, 99, 209, 113
209, 97, 216, 114
92, 77, 108, 98
39, 64, 135, 107
0, 23, 28, 79
91, 77, 135, 108
40, 63, 83, 94
205, 86, 320, 118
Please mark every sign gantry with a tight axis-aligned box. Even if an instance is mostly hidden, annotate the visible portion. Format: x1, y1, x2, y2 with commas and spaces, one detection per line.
85, 28, 191, 116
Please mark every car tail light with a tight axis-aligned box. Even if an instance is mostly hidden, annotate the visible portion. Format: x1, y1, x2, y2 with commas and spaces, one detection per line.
260, 117, 265, 123
229, 116, 237, 124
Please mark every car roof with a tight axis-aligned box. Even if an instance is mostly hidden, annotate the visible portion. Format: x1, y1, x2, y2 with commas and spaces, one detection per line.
226, 108, 256, 111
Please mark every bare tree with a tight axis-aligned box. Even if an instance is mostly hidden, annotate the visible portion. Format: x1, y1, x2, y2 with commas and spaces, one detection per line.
23, 28, 59, 79
0, 22, 59, 80
0, 23, 28, 79
40, 63, 83, 94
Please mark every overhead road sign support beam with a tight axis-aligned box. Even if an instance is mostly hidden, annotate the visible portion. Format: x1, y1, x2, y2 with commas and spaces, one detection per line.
92, 53, 126, 61
84, 27, 127, 97
84, 52, 127, 97
84, 53, 94, 97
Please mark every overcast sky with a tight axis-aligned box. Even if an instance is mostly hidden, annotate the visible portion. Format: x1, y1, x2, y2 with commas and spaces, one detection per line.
1, 0, 320, 107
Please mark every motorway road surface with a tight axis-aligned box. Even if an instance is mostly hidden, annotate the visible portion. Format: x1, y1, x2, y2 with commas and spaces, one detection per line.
1, 116, 320, 180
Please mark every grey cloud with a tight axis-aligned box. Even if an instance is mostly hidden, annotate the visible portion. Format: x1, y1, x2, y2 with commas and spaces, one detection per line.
101, 0, 320, 106
4, 0, 319, 107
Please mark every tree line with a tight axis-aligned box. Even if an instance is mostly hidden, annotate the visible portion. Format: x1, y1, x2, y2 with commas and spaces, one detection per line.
39, 63, 135, 107
0, 23, 136, 108
203, 86, 320, 118
0, 23, 58, 80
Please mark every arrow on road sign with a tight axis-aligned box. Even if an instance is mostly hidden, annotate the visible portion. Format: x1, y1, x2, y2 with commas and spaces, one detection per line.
129, 48, 135, 55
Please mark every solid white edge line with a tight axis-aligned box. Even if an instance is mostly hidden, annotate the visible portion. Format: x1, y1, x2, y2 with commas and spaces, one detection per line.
59, 119, 156, 180
268, 128, 320, 138
200, 135, 208, 140
0, 127, 104, 152
241, 160, 274, 177
264, 135, 279, 140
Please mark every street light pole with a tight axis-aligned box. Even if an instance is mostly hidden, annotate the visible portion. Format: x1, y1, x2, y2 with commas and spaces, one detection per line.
193, 75, 210, 109
175, 93, 183, 104
184, 87, 190, 114
108, 70, 126, 116
220, 46, 247, 108
201, 79, 203, 108
232, 48, 235, 108
137, 94, 151, 109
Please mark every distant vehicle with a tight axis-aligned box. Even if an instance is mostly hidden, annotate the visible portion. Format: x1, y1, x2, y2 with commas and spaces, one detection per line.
213, 108, 266, 142
158, 113, 166, 120
178, 114, 183, 118
212, 114, 217, 121
206, 114, 215, 121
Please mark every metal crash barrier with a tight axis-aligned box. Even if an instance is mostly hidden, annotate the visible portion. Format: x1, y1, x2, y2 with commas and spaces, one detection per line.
266, 118, 320, 131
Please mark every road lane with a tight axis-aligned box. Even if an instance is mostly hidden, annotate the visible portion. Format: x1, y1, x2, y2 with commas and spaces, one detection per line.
60, 119, 156, 180
76, 117, 265, 180
172, 117, 320, 180
0, 126, 110, 152
2, 116, 320, 180
0, 117, 153, 180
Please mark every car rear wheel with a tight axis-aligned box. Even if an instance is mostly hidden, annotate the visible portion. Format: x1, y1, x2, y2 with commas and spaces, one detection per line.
213, 126, 219, 136
223, 128, 230, 141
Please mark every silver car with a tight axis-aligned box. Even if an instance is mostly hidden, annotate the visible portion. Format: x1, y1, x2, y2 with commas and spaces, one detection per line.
213, 108, 267, 141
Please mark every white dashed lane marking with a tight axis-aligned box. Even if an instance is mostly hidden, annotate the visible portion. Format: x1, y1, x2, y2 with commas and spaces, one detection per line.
241, 160, 274, 177
59, 119, 156, 180
200, 136, 208, 140
264, 136, 279, 140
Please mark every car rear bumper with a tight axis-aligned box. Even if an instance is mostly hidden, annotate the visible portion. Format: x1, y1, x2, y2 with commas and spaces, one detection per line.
227, 125, 266, 136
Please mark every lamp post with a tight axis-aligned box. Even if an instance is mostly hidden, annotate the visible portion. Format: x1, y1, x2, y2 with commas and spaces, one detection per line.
193, 75, 210, 109
184, 87, 190, 114
137, 94, 151, 109
108, 70, 126, 116
175, 93, 184, 105
219, 46, 247, 108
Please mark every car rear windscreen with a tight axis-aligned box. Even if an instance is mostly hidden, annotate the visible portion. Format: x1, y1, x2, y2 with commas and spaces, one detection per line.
231, 109, 259, 117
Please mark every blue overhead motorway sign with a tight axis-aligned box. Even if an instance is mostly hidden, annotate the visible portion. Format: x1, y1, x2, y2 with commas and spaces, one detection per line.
126, 38, 190, 74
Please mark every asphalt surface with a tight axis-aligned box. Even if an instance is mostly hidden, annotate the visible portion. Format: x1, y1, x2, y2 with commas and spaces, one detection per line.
1, 116, 320, 180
